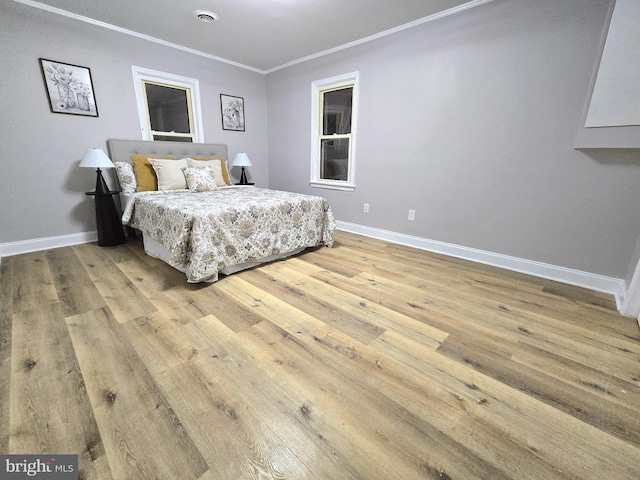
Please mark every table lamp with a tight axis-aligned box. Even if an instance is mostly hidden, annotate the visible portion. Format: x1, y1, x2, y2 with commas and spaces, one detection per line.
79, 148, 115, 194
232, 152, 252, 185
79, 148, 125, 247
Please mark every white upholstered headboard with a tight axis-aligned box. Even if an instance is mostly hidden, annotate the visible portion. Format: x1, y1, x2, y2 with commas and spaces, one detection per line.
106, 139, 228, 164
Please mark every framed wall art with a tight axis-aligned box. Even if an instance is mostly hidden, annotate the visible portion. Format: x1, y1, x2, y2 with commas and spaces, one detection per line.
39, 58, 99, 117
220, 94, 245, 131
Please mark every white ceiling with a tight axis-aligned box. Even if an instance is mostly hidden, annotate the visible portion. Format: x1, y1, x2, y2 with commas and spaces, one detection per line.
18, 0, 492, 73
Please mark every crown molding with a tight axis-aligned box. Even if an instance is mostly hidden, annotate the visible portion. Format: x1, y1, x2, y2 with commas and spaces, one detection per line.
12, 0, 264, 73
265, 0, 495, 73
15, 0, 494, 75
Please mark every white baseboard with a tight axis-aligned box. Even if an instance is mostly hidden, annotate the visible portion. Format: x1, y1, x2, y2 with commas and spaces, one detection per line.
335, 221, 627, 311
0, 231, 97, 258
0, 224, 629, 315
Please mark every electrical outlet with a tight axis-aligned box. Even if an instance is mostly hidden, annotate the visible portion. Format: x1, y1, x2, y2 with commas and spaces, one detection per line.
408, 209, 415, 221
364, 203, 369, 214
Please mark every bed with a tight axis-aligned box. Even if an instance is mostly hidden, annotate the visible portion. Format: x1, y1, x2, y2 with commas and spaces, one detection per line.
106, 139, 335, 283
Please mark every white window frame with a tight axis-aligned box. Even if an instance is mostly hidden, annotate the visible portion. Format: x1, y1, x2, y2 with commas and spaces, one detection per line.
310, 72, 359, 191
132, 66, 204, 142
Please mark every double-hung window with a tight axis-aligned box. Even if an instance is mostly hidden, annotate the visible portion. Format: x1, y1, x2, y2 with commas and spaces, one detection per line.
311, 72, 358, 190
132, 66, 204, 143
141, 80, 194, 142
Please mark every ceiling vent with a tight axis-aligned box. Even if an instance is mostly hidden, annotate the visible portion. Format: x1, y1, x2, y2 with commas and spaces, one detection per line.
193, 10, 219, 23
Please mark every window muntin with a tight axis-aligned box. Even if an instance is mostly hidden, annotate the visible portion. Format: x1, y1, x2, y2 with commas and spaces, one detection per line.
311, 72, 358, 190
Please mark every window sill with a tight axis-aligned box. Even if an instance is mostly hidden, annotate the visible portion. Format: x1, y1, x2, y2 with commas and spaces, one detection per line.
309, 181, 355, 191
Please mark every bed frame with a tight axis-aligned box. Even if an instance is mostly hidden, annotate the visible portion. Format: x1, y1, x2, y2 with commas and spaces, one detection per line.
107, 138, 229, 167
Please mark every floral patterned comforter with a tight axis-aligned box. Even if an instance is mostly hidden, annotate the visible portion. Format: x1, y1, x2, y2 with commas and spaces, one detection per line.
122, 187, 335, 282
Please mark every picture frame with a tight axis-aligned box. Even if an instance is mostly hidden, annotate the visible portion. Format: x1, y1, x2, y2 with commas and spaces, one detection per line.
39, 58, 99, 117
220, 94, 245, 131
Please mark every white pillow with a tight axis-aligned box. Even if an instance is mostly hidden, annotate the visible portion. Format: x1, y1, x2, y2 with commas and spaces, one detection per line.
182, 166, 218, 192
114, 161, 137, 194
186, 158, 228, 187
148, 158, 189, 190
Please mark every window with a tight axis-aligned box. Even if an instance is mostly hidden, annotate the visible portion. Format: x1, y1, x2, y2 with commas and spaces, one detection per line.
142, 81, 194, 142
311, 72, 358, 190
132, 66, 204, 142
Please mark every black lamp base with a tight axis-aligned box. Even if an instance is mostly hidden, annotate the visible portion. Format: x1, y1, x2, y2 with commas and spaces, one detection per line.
238, 167, 249, 185
95, 168, 110, 194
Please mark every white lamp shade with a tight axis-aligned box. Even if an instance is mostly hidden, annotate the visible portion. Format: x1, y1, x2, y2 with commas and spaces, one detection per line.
232, 152, 252, 167
79, 148, 114, 169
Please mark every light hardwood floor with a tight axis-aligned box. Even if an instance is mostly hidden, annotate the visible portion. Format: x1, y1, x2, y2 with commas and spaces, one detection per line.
1, 230, 640, 479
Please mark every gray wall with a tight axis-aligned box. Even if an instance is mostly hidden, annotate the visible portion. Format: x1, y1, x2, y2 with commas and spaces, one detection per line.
0, 1, 268, 244
266, 0, 640, 280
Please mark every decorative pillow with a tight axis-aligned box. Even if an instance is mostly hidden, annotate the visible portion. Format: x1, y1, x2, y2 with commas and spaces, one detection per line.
187, 157, 231, 186
182, 166, 218, 192
114, 161, 137, 194
130, 155, 172, 191
148, 158, 189, 190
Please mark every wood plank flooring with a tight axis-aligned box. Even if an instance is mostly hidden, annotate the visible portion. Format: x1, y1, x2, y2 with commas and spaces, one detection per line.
1, 230, 640, 479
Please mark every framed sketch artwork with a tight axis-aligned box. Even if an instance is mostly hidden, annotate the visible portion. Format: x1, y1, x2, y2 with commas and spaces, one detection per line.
220, 94, 245, 131
39, 58, 99, 117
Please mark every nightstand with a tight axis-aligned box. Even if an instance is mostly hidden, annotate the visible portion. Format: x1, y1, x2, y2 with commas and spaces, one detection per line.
85, 189, 126, 247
